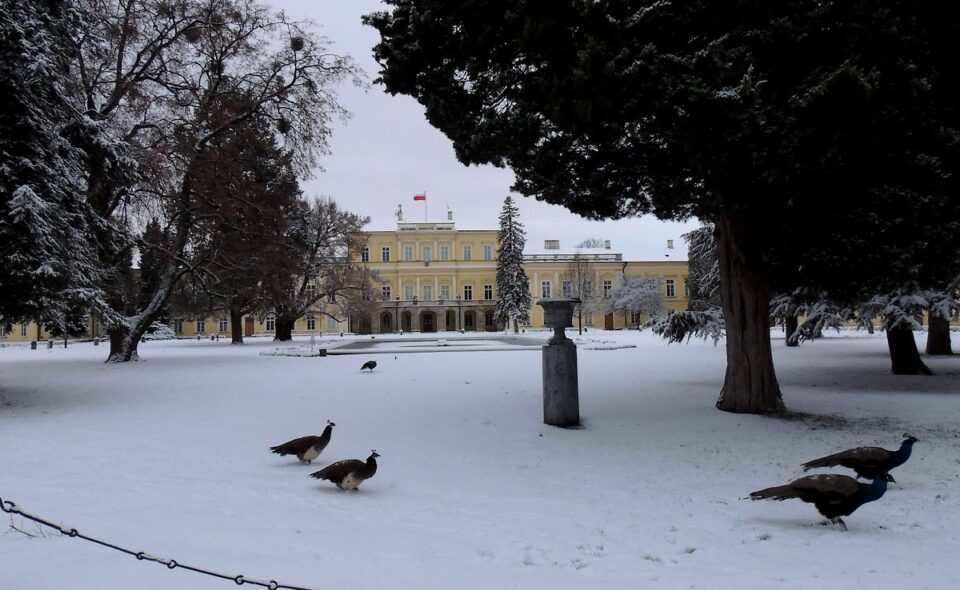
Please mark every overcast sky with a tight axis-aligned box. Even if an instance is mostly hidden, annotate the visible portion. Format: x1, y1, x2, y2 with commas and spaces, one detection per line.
268, 0, 699, 259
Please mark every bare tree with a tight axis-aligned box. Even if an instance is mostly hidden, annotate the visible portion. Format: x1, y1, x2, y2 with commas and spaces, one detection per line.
564, 252, 594, 335
70, 0, 364, 361
261, 197, 370, 341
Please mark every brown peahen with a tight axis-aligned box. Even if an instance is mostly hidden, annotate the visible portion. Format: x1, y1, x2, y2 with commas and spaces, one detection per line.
270, 420, 335, 464
310, 450, 380, 491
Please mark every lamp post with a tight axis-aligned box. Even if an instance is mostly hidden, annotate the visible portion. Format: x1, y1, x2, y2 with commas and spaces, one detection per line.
456, 295, 462, 332
395, 295, 401, 333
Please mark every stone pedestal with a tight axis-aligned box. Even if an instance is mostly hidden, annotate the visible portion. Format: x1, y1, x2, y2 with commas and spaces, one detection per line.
538, 298, 581, 427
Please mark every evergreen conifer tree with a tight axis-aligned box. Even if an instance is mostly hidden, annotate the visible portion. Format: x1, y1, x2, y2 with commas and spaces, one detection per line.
494, 196, 530, 333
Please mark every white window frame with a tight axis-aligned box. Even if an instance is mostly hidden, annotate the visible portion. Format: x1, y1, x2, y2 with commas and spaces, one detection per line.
463, 244, 472, 261
361, 246, 370, 262
483, 284, 493, 300
463, 285, 473, 300
265, 315, 276, 331
482, 244, 493, 260
195, 319, 205, 334
422, 245, 432, 261
423, 285, 433, 301
603, 280, 612, 298
404, 285, 415, 300
541, 281, 552, 298
439, 245, 450, 261
381, 285, 391, 300
381, 246, 391, 262
218, 318, 228, 332
666, 279, 676, 298
440, 285, 451, 300
306, 316, 316, 331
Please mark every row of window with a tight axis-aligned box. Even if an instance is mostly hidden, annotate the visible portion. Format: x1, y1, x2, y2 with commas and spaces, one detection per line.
381, 278, 680, 302
361, 243, 495, 263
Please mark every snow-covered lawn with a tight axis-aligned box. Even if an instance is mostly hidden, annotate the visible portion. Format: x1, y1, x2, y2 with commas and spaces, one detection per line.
1, 330, 958, 590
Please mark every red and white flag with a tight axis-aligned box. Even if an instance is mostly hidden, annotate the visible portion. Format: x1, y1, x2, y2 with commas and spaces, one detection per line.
413, 194, 426, 201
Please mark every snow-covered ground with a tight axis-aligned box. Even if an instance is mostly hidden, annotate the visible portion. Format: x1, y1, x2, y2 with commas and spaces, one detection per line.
1, 329, 958, 590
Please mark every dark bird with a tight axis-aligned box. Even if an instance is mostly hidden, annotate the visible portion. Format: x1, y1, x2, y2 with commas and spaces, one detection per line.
361, 360, 377, 372
310, 450, 380, 491
749, 473, 890, 530
270, 420, 335, 464
801, 434, 919, 483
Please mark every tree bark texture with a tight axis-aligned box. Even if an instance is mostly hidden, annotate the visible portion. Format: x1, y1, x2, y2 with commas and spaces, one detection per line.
713, 216, 785, 414
230, 307, 245, 345
275, 316, 295, 341
887, 325, 932, 374
925, 314, 953, 355
784, 315, 799, 347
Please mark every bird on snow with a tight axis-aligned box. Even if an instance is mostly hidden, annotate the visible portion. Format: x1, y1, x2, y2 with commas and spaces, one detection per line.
310, 450, 380, 491
269, 420, 335, 464
801, 434, 918, 483
361, 360, 377, 372
748, 473, 890, 531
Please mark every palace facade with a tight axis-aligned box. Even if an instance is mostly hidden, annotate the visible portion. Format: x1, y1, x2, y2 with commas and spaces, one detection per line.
1, 220, 689, 343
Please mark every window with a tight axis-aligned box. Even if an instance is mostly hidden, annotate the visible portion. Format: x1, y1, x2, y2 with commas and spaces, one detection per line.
422, 245, 432, 261
306, 284, 316, 300
326, 316, 338, 330
603, 280, 612, 298
666, 279, 676, 298
630, 311, 642, 325
463, 244, 472, 261
327, 292, 336, 303
684, 282, 689, 298
482, 244, 493, 260
307, 316, 316, 331
423, 285, 433, 301
381, 285, 391, 300
401, 245, 413, 261
484, 284, 493, 300
361, 246, 370, 262
440, 245, 450, 261
265, 315, 276, 331
562, 280, 573, 297
463, 285, 473, 300
20, 323, 28, 337
465, 313, 475, 328
173, 319, 183, 334
584, 312, 594, 325
440, 285, 451, 300
218, 318, 228, 332
404, 285, 415, 300
541, 281, 552, 298
585, 279, 594, 297
381, 246, 391, 262
195, 319, 205, 334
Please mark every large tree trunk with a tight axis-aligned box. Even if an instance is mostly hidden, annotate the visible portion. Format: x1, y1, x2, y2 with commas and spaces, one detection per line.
887, 324, 932, 374
784, 314, 799, 347
925, 313, 953, 355
275, 315, 295, 341
713, 216, 784, 414
107, 326, 139, 362
230, 306, 244, 345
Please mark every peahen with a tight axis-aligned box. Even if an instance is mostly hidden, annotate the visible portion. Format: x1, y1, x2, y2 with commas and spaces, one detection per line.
801, 434, 918, 483
310, 450, 380, 491
361, 360, 377, 372
270, 420, 335, 464
748, 473, 889, 530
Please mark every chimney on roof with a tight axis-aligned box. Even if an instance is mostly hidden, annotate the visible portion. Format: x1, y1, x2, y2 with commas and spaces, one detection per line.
667, 239, 674, 249
447, 209, 453, 221
604, 240, 611, 249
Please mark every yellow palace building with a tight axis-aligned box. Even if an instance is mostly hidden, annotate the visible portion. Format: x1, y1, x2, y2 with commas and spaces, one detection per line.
1, 217, 689, 343
351, 218, 688, 334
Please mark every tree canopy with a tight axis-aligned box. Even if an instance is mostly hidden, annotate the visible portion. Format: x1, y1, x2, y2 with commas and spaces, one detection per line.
367, 1, 960, 413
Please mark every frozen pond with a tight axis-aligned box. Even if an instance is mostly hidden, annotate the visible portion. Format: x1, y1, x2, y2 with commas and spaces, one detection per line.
329, 335, 545, 354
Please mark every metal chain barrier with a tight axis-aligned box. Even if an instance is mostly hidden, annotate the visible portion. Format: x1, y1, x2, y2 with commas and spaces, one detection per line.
1, 497, 316, 590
